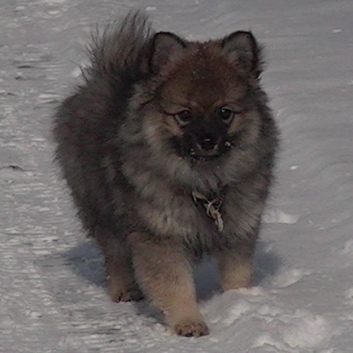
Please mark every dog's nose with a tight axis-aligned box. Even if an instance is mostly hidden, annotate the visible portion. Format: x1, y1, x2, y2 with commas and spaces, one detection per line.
197, 135, 218, 151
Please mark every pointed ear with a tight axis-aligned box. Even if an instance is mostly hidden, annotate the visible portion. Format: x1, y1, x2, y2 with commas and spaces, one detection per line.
148, 32, 187, 74
221, 31, 264, 78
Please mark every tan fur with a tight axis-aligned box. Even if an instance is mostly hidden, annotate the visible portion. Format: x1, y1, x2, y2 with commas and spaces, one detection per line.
102, 240, 143, 302
216, 242, 255, 291
128, 232, 209, 336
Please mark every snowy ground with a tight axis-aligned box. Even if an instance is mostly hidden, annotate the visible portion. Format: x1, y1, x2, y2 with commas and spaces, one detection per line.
1, 0, 353, 352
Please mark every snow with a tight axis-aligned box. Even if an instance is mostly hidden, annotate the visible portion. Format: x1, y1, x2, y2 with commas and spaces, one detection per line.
1, 0, 353, 352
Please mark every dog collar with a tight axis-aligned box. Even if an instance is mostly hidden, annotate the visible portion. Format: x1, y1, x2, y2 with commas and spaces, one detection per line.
191, 186, 226, 232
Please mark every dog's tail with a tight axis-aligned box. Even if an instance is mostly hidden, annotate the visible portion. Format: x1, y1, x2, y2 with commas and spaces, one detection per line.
85, 11, 153, 80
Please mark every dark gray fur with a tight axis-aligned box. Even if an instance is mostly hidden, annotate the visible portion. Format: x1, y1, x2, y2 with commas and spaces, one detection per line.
53, 11, 279, 336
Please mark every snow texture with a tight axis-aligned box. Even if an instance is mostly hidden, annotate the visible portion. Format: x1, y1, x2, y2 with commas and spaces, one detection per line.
1, 0, 353, 352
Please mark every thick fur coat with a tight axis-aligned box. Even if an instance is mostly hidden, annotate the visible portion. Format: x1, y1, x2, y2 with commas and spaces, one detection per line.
53, 12, 279, 336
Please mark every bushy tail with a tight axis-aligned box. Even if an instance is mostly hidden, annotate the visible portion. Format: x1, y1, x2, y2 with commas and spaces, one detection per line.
86, 11, 153, 79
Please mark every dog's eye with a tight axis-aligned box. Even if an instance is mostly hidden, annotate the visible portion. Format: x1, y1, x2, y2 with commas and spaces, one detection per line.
219, 108, 234, 122
174, 110, 192, 124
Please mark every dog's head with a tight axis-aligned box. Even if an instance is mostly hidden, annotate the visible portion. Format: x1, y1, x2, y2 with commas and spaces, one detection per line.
137, 30, 266, 167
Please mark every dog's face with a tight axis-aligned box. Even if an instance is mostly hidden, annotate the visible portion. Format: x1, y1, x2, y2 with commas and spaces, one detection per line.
156, 52, 255, 163
139, 31, 264, 167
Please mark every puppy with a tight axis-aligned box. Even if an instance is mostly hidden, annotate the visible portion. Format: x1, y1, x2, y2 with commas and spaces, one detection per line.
53, 11, 279, 337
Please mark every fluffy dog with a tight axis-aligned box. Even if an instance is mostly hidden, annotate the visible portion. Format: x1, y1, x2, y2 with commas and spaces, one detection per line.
53, 11, 279, 336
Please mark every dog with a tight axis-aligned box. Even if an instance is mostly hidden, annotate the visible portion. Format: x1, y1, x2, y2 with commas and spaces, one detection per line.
53, 11, 279, 337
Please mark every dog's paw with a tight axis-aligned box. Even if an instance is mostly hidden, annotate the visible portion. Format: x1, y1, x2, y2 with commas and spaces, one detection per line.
111, 287, 144, 302
173, 318, 210, 337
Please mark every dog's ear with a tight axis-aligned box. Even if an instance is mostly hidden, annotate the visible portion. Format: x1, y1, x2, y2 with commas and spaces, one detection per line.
146, 32, 187, 74
221, 31, 264, 78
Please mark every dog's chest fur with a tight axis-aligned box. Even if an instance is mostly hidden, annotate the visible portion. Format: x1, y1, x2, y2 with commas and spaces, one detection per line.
129, 172, 242, 252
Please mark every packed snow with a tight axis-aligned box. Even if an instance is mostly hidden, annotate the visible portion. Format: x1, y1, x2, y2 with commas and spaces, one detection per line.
1, 0, 353, 352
